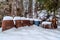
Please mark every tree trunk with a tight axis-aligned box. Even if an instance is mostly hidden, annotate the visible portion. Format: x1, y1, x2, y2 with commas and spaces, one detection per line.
11, 0, 17, 16
17, 0, 23, 16
53, 9, 56, 17
28, 0, 33, 18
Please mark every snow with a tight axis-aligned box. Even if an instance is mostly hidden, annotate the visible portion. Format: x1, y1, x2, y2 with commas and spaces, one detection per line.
58, 20, 60, 23
39, 12, 45, 17
14, 16, 42, 21
37, 11, 41, 14
42, 22, 52, 25
13, 17, 42, 24
13, 16, 21, 20
1, 15, 60, 40
20, 17, 27, 20
49, 16, 53, 20
38, 10, 47, 19
42, 10, 47, 13
3, 16, 13, 20
56, 15, 60, 18
41, 10, 47, 17
0, 25, 60, 40
51, 12, 54, 15
33, 19, 41, 21
13, 17, 27, 20
14, 17, 33, 20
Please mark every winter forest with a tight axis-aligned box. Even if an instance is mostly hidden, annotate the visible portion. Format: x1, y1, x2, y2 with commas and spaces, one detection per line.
0, 0, 60, 40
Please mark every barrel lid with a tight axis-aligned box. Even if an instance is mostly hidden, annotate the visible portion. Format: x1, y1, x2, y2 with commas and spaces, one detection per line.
3, 16, 13, 20
42, 21, 52, 25
13, 16, 21, 20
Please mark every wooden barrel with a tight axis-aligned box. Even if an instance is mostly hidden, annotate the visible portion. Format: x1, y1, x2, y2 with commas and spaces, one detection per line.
22, 20, 31, 26
15, 20, 23, 28
42, 22, 52, 29
2, 20, 14, 31
21, 18, 33, 26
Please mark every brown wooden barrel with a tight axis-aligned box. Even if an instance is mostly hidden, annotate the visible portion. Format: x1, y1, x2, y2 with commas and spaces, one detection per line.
42, 22, 52, 29
15, 20, 23, 28
2, 20, 14, 31
22, 20, 31, 26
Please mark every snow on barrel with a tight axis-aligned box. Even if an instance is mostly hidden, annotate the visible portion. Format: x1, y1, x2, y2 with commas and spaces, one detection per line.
41, 21, 52, 29
13, 16, 23, 28
20, 17, 33, 26
2, 16, 14, 31
14, 17, 34, 28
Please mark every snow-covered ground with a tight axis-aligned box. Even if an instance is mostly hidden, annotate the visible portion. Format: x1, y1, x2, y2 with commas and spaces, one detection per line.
0, 14, 60, 40
0, 25, 60, 40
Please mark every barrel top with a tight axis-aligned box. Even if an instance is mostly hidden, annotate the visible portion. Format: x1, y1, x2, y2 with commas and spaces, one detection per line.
42, 22, 52, 25
13, 16, 21, 20
33, 19, 42, 21
3, 16, 13, 20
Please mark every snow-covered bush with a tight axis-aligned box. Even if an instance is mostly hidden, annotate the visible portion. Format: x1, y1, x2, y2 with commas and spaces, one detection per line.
38, 10, 48, 20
